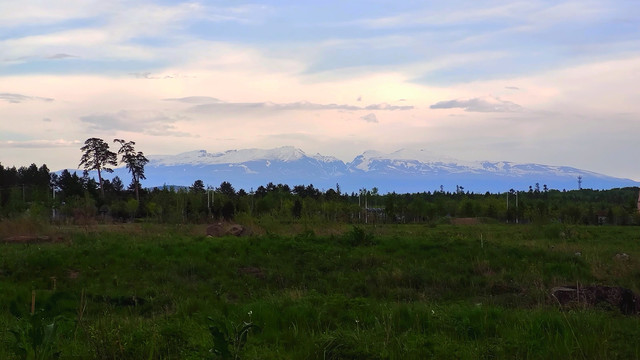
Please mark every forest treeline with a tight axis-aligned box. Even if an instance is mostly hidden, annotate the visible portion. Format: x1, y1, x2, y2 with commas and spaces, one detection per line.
1, 161, 639, 226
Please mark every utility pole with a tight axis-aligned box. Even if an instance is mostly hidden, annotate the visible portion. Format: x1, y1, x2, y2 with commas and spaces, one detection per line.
365, 191, 368, 224
506, 191, 509, 223
250, 188, 254, 215
52, 186, 56, 219
207, 186, 211, 214
207, 186, 216, 218
358, 190, 361, 222
516, 191, 519, 224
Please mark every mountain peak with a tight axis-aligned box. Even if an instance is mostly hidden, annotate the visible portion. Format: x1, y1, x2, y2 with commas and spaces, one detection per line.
148, 146, 308, 166
309, 152, 339, 162
266, 146, 306, 161
358, 148, 455, 163
131, 146, 638, 193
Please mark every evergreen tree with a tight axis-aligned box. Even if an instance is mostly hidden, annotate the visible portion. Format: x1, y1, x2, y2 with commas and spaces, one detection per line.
114, 139, 149, 202
219, 181, 235, 197
292, 199, 303, 218
190, 179, 206, 194
79, 137, 117, 197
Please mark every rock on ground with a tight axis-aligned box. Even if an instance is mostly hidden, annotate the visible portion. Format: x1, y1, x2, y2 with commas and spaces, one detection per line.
206, 223, 247, 237
551, 285, 640, 315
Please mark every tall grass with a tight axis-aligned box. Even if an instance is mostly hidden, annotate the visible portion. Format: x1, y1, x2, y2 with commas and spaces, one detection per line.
1, 223, 639, 358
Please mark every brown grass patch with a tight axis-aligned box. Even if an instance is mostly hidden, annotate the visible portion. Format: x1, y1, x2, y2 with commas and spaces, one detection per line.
450, 217, 481, 225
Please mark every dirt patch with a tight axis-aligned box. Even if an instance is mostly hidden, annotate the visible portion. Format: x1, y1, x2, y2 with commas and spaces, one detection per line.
552, 285, 640, 315
1, 235, 64, 244
206, 222, 248, 237
87, 294, 146, 307
451, 217, 481, 225
238, 266, 265, 279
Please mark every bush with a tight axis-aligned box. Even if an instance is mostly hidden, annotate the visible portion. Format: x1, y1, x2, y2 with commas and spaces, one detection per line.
222, 201, 235, 221
343, 226, 375, 246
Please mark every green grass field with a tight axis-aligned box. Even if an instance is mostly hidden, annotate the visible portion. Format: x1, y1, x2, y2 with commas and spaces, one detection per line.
1, 222, 639, 359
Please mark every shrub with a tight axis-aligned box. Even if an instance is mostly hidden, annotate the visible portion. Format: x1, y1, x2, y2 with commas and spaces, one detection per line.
343, 226, 375, 246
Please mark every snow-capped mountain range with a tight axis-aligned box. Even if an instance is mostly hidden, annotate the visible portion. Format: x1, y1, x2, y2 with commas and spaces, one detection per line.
83, 146, 638, 193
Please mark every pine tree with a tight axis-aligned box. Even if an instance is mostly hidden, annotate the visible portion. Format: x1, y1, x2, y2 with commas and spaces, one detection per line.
114, 139, 149, 202
79, 138, 117, 197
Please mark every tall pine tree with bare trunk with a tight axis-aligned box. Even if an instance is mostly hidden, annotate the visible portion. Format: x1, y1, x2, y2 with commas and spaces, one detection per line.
114, 139, 149, 202
79, 137, 117, 197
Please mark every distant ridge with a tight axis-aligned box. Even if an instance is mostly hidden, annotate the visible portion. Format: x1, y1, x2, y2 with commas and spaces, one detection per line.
63, 146, 639, 194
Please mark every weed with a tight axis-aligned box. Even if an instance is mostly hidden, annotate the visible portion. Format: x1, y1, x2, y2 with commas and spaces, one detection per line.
208, 312, 260, 360
9, 309, 66, 360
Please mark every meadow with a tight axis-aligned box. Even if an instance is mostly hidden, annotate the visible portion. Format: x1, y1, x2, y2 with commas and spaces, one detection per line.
1, 220, 639, 359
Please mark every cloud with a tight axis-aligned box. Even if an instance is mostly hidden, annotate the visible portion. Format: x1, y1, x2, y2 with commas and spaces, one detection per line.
0, 93, 54, 103
363, 103, 412, 110
3, 54, 77, 62
130, 73, 163, 79
430, 96, 523, 112
130, 72, 195, 80
360, 113, 378, 123
0, 139, 81, 148
0, 2, 108, 27
505, 86, 520, 90
163, 96, 222, 104
189, 100, 413, 115
42, 118, 52, 122
350, 2, 612, 31
79, 110, 192, 137
0, 2, 273, 67
46, 53, 77, 60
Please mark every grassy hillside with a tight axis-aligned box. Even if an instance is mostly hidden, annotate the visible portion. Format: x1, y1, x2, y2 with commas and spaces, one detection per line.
1, 222, 639, 359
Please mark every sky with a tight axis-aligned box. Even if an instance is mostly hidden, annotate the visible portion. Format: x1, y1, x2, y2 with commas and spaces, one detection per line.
1, 0, 639, 180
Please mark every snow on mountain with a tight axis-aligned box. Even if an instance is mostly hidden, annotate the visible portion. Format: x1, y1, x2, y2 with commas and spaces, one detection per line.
366, 148, 456, 164
70, 146, 638, 194
347, 149, 617, 181
349, 149, 478, 175
311, 153, 341, 163
148, 146, 306, 167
